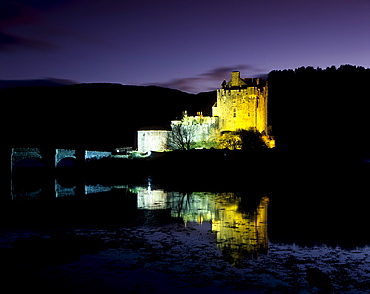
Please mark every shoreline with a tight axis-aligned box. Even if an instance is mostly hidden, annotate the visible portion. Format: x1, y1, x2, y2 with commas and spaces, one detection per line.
2, 224, 370, 293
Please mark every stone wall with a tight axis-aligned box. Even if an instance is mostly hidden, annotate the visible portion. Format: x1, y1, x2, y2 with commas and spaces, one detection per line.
85, 150, 112, 160
137, 130, 171, 153
171, 114, 219, 144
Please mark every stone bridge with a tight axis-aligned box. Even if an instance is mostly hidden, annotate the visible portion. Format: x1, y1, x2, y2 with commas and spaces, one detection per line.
10, 148, 113, 199
11, 148, 112, 167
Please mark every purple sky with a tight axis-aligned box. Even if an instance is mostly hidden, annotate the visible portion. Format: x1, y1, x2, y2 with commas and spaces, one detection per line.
1, 0, 369, 93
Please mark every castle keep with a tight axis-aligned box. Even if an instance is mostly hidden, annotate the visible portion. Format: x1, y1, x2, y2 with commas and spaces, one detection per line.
213, 71, 268, 134
138, 71, 273, 153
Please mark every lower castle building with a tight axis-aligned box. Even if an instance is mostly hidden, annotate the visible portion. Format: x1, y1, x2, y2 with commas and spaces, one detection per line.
137, 127, 171, 153
138, 71, 274, 153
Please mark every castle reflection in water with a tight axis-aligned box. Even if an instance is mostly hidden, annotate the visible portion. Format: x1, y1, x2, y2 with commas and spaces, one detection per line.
136, 182, 269, 261
12, 179, 269, 261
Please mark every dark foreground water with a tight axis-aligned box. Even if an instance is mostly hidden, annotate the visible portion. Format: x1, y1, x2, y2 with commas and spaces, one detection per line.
2, 165, 370, 293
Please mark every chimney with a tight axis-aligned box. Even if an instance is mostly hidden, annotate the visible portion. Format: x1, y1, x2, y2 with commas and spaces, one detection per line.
231, 71, 241, 86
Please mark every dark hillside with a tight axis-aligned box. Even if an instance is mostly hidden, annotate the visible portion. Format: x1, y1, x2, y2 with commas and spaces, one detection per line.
0, 84, 216, 149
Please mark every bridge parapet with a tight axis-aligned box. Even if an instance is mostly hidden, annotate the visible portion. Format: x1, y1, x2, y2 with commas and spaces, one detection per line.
85, 150, 111, 160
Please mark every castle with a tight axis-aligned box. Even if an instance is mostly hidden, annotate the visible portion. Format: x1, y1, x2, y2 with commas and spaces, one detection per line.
137, 71, 274, 153
214, 71, 268, 134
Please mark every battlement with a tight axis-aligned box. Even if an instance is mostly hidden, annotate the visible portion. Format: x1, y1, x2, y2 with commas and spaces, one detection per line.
221, 71, 267, 90
174, 112, 218, 126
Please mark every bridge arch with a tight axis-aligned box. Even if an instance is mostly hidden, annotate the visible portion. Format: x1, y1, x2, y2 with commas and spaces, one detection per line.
56, 157, 76, 167
55, 149, 77, 167
12, 157, 45, 168
55, 182, 76, 197
11, 148, 43, 167
12, 188, 42, 199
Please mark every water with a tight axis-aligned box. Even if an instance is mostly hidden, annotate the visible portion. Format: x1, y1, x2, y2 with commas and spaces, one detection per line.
3, 167, 370, 292
8, 174, 269, 261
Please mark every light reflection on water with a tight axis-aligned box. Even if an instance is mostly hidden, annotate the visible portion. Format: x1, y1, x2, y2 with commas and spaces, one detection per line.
14, 176, 370, 266
135, 184, 269, 261
12, 178, 269, 261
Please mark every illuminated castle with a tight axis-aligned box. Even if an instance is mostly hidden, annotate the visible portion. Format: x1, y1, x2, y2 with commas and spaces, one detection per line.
138, 71, 274, 152
213, 71, 268, 134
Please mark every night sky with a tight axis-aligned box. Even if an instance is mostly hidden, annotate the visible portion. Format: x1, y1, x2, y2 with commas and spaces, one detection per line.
1, 0, 369, 93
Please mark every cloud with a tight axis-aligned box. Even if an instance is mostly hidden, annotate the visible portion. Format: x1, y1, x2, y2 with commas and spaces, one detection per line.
155, 77, 201, 93
152, 64, 268, 93
0, 1, 41, 26
0, 0, 105, 51
0, 0, 62, 51
198, 64, 259, 81
0, 32, 54, 51
0, 32, 19, 45
0, 77, 77, 89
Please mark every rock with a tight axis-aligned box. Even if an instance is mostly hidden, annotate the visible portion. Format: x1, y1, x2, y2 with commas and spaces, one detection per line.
9, 233, 105, 266
306, 267, 332, 290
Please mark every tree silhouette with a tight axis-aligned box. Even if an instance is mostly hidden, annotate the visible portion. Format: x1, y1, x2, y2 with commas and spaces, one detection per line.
240, 129, 268, 150
168, 124, 195, 150
268, 64, 370, 154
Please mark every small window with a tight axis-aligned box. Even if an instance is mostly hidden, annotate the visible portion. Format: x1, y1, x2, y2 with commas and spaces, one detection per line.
233, 109, 237, 117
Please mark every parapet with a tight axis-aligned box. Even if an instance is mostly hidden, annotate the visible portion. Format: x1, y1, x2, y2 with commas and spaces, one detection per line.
221, 72, 266, 90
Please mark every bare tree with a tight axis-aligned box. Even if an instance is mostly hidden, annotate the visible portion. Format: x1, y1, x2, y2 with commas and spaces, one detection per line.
168, 123, 195, 150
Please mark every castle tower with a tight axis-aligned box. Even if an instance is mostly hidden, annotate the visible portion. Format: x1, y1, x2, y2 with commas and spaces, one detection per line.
213, 71, 268, 134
